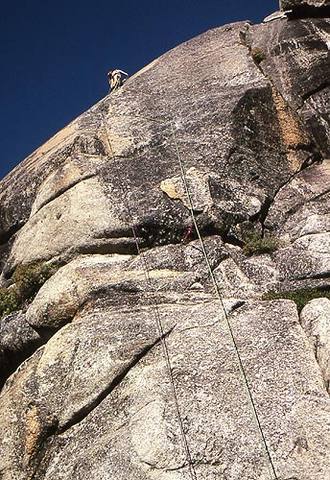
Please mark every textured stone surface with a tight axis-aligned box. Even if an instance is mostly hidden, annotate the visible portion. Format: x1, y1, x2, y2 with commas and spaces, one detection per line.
265, 160, 330, 241
1, 21, 321, 273
249, 17, 330, 157
281, 0, 330, 10
1, 300, 329, 480
0, 13, 330, 480
301, 298, 330, 392
275, 233, 330, 286
0, 311, 42, 389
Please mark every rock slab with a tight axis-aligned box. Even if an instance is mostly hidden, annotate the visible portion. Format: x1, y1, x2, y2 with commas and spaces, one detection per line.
0, 12, 329, 480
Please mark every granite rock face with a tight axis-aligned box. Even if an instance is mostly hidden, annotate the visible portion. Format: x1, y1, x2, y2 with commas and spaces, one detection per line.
281, 0, 330, 11
301, 298, 330, 392
0, 8, 330, 480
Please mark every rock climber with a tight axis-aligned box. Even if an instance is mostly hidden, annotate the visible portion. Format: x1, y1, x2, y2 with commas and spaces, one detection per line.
107, 69, 129, 93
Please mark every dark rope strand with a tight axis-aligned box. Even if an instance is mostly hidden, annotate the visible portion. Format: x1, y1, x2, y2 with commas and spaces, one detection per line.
99, 106, 279, 478
170, 120, 279, 480
100, 112, 198, 480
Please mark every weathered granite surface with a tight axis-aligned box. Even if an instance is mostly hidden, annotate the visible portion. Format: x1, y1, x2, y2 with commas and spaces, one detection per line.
281, 0, 330, 11
0, 8, 329, 480
301, 298, 330, 392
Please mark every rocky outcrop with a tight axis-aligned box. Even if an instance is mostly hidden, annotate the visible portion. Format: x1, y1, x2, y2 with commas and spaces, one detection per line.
249, 17, 330, 158
281, 0, 330, 8
1, 298, 329, 480
281, 0, 330, 16
0, 7, 329, 480
0, 311, 42, 389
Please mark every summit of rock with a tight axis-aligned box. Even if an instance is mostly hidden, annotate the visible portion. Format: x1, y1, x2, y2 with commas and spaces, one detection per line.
280, 0, 330, 15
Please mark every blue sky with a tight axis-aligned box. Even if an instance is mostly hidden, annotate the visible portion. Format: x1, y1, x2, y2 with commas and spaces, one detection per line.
0, 0, 278, 180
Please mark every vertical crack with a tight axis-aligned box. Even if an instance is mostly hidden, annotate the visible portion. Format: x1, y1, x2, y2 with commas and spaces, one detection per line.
238, 23, 325, 231
240, 23, 324, 170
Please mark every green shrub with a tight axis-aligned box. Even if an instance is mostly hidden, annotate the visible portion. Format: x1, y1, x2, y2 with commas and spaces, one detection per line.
13, 262, 58, 301
0, 288, 20, 319
0, 261, 58, 320
243, 233, 279, 256
263, 288, 330, 313
251, 47, 266, 65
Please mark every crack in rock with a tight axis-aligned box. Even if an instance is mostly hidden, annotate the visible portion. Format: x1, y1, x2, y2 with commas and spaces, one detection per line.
301, 81, 330, 103
58, 326, 175, 435
26, 326, 175, 480
30, 173, 98, 217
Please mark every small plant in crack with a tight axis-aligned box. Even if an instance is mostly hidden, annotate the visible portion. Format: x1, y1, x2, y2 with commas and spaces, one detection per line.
242, 233, 279, 256
0, 261, 59, 320
0, 288, 20, 320
263, 288, 330, 313
13, 262, 59, 301
251, 47, 266, 65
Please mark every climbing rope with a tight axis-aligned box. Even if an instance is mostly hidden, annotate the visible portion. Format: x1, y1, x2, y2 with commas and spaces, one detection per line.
99, 107, 279, 479
169, 121, 279, 480
100, 111, 198, 480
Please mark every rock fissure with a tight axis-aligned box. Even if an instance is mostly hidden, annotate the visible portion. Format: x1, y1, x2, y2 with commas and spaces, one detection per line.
178, 321, 221, 334
74, 236, 139, 256
25, 328, 175, 480
266, 184, 330, 231
244, 23, 324, 169
30, 173, 98, 217
254, 197, 273, 237
0, 221, 24, 247
141, 460, 187, 472
307, 186, 330, 204
28, 421, 59, 480
293, 271, 330, 281
301, 81, 330, 103
58, 326, 175, 435
259, 155, 328, 236
296, 228, 330, 240
142, 455, 228, 472
260, 171, 305, 235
